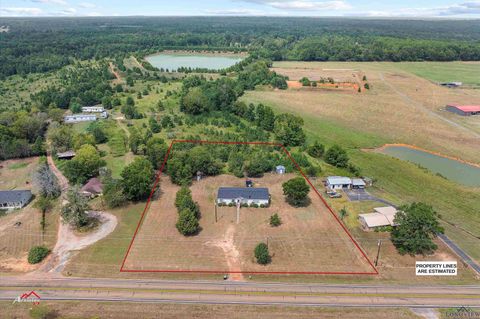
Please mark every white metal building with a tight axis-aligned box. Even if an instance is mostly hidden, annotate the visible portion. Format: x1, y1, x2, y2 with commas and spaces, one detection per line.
82, 106, 105, 113
64, 114, 97, 123
358, 206, 398, 231
326, 176, 352, 190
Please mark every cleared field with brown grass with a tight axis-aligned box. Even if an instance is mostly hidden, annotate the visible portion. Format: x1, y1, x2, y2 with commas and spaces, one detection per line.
244, 62, 480, 163
123, 173, 374, 274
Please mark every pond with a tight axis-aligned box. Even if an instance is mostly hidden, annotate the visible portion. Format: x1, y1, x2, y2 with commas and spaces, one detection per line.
145, 52, 243, 71
379, 145, 480, 187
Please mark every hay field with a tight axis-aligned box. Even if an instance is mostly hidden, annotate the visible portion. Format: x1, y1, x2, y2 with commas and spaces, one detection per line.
244, 62, 480, 164
122, 173, 374, 274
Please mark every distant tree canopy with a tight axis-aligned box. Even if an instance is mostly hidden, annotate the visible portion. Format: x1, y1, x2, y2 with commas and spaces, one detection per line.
2, 17, 480, 79
391, 202, 444, 256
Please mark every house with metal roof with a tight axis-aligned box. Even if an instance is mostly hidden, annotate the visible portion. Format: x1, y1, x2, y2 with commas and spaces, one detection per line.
326, 176, 352, 190
217, 187, 270, 206
0, 190, 32, 210
56, 150, 76, 160
358, 206, 398, 231
81, 177, 103, 198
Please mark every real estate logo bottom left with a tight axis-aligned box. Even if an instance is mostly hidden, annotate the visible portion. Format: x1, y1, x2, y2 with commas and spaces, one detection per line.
13, 291, 41, 305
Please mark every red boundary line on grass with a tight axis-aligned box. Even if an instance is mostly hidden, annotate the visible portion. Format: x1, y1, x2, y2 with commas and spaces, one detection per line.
120, 139, 379, 275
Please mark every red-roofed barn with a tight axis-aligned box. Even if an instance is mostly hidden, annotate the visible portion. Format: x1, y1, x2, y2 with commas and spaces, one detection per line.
446, 104, 480, 116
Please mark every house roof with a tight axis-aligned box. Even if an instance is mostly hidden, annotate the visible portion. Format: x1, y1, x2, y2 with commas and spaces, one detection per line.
373, 206, 398, 225
81, 178, 103, 194
360, 206, 398, 228
448, 105, 480, 112
359, 213, 391, 228
0, 190, 32, 204
327, 176, 351, 185
352, 178, 366, 186
217, 187, 269, 200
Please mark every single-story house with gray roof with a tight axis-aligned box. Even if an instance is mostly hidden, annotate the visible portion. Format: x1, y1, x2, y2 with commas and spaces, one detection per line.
217, 187, 270, 206
0, 190, 33, 209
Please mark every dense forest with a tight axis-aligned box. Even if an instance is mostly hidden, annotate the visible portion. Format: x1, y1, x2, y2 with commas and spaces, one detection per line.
1, 17, 480, 78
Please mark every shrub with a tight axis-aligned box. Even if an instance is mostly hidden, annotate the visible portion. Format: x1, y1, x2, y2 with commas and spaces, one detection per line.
240, 203, 248, 208
270, 213, 282, 227
282, 177, 310, 206
259, 204, 265, 208
254, 242, 271, 265
176, 208, 199, 236
28, 246, 50, 264
251, 203, 259, 208
228, 202, 234, 207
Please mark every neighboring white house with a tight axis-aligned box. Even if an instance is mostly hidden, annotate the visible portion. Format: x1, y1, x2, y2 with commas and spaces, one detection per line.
0, 190, 33, 210
82, 106, 105, 113
99, 111, 108, 119
326, 176, 352, 190
358, 206, 398, 231
64, 114, 97, 123
217, 187, 270, 206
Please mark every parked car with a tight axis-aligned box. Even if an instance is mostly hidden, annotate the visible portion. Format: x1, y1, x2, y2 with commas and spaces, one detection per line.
328, 192, 342, 198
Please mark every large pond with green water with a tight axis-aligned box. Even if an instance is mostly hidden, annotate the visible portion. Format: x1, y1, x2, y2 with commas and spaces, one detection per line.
145, 53, 243, 71
380, 146, 480, 187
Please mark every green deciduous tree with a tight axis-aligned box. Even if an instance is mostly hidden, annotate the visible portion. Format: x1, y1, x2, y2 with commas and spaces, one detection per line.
180, 87, 211, 115
176, 208, 199, 236
282, 177, 310, 206
324, 144, 349, 168
64, 144, 105, 184
28, 246, 50, 264
273, 113, 306, 146
121, 157, 155, 201
307, 141, 325, 158
391, 202, 444, 256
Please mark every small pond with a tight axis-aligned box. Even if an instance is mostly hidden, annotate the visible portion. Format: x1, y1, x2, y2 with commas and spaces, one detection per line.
145, 53, 243, 71
380, 145, 480, 187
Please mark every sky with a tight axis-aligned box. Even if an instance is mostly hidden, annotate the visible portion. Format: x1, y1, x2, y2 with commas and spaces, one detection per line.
1, 0, 480, 17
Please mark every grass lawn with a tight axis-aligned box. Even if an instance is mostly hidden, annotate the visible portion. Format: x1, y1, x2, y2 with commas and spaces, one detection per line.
392, 62, 480, 87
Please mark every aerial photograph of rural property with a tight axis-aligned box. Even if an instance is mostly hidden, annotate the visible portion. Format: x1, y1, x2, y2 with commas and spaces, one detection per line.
0, 1, 480, 318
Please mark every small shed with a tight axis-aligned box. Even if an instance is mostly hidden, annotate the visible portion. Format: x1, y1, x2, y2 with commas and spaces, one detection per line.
81, 177, 103, 197
56, 150, 76, 160
276, 165, 286, 174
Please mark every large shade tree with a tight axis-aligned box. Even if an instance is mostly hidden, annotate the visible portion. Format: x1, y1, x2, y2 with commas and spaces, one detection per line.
391, 202, 444, 255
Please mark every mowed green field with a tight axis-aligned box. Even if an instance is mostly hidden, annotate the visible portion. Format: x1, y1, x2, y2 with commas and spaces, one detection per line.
393, 61, 480, 86
242, 61, 480, 263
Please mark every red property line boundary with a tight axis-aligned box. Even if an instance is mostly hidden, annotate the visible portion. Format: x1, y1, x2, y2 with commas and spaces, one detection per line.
120, 139, 379, 275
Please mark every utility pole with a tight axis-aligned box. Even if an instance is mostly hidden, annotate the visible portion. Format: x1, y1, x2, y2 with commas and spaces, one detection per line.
374, 239, 382, 267
214, 201, 217, 223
